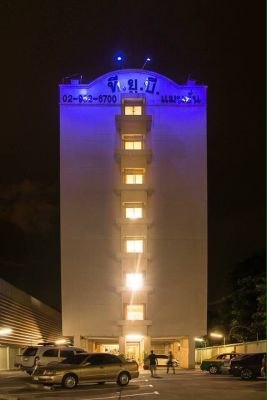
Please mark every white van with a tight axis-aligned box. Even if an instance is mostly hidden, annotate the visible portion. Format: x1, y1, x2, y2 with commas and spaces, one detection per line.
15, 344, 86, 374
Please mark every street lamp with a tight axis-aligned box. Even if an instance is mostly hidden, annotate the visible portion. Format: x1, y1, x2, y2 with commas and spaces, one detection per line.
210, 332, 225, 346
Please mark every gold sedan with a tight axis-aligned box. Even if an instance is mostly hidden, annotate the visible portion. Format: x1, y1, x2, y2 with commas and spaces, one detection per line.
32, 353, 139, 388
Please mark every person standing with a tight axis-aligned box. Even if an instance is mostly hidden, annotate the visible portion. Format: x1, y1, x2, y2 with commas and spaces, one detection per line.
167, 351, 176, 374
148, 350, 158, 377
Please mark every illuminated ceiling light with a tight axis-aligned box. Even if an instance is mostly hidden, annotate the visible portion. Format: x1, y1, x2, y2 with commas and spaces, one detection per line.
0, 328, 12, 335
194, 337, 205, 342
126, 273, 143, 290
126, 334, 143, 341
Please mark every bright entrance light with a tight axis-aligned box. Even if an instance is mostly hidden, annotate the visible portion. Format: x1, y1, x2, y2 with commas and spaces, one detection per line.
126, 273, 143, 290
126, 334, 143, 341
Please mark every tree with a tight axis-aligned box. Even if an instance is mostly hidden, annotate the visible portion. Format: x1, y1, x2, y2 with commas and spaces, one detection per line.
208, 251, 266, 342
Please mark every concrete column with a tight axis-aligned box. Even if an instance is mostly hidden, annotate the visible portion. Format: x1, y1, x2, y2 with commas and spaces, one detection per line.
119, 336, 125, 355
144, 335, 151, 354
6, 347, 10, 370
142, 335, 151, 361
73, 334, 81, 347
188, 336, 196, 368
87, 340, 94, 352
180, 336, 195, 369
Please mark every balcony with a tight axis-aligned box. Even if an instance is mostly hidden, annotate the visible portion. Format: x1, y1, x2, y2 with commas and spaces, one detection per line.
116, 217, 150, 226
115, 183, 152, 194
116, 285, 152, 293
116, 252, 151, 261
116, 115, 152, 132
115, 148, 152, 163
117, 320, 152, 326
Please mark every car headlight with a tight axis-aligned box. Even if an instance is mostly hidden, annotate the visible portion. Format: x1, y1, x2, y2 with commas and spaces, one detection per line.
43, 370, 56, 375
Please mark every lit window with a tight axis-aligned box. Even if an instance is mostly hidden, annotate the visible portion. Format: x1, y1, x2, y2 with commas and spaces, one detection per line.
124, 105, 142, 115
124, 141, 142, 150
126, 305, 144, 320
126, 273, 143, 290
125, 174, 143, 184
125, 206, 143, 219
126, 239, 143, 253
122, 135, 144, 150
124, 169, 144, 185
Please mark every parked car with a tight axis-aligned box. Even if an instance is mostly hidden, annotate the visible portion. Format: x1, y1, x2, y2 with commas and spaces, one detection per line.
230, 352, 266, 380
143, 354, 179, 370
200, 353, 241, 374
32, 353, 139, 388
15, 344, 86, 374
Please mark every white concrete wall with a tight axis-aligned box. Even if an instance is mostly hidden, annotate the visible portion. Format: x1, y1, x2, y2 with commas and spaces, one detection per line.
148, 105, 207, 337
60, 74, 207, 344
60, 106, 122, 337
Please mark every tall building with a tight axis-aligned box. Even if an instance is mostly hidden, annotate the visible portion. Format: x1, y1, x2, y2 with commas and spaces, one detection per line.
60, 69, 207, 368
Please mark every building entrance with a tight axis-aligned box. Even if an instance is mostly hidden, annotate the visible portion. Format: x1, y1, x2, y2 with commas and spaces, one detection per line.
98, 344, 119, 354
126, 342, 140, 363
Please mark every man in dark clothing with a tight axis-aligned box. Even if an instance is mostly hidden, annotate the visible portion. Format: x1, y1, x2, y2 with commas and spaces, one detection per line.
148, 350, 158, 377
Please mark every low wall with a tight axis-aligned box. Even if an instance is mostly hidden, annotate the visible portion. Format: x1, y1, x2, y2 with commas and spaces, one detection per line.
195, 340, 267, 364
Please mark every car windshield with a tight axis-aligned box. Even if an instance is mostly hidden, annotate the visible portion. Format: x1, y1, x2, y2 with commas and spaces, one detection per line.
61, 354, 89, 365
23, 347, 38, 356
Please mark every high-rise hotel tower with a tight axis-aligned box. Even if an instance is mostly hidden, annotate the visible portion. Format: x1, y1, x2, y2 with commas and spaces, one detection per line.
60, 70, 207, 368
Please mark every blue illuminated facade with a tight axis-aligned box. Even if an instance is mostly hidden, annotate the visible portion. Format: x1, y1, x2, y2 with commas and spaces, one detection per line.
60, 70, 207, 368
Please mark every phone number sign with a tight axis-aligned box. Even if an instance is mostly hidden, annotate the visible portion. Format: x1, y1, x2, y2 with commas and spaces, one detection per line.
60, 70, 206, 106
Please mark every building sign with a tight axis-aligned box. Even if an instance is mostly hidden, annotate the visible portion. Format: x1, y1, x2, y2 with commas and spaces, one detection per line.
60, 70, 206, 106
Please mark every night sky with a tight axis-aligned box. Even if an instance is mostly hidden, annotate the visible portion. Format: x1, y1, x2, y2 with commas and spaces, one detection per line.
0, 1, 265, 311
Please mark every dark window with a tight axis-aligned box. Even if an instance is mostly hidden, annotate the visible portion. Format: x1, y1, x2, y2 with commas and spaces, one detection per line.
61, 354, 88, 365
88, 354, 106, 365
23, 347, 38, 356
101, 354, 121, 364
43, 349, 59, 357
60, 350, 74, 358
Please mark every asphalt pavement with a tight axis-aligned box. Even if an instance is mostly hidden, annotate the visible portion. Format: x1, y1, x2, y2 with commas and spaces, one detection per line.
0, 368, 265, 400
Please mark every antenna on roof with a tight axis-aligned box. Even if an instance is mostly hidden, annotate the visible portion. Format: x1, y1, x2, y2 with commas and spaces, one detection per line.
142, 57, 151, 69
62, 73, 83, 84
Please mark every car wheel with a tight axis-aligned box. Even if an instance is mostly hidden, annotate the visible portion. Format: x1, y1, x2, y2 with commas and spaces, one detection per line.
117, 372, 130, 386
62, 373, 78, 389
241, 368, 255, 381
209, 365, 219, 374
